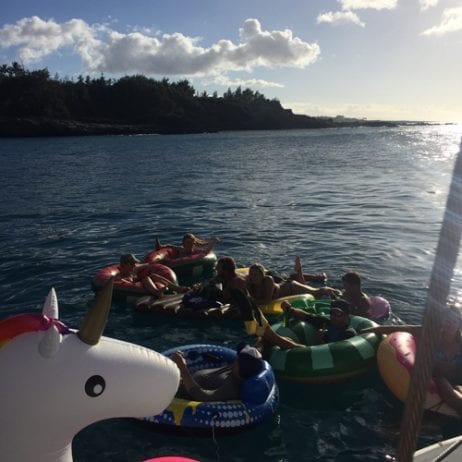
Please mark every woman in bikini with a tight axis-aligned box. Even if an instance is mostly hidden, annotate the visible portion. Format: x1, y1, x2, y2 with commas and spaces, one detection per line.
246, 263, 340, 306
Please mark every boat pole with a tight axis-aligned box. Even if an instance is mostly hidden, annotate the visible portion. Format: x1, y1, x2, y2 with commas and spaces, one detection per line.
397, 140, 462, 461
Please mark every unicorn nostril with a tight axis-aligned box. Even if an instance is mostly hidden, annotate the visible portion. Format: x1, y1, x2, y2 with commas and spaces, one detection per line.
85, 375, 106, 397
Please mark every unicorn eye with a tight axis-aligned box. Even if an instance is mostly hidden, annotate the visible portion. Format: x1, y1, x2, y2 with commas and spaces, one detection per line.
85, 375, 106, 397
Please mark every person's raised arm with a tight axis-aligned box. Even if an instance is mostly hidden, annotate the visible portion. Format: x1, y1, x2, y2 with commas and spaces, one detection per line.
171, 352, 201, 395
200, 236, 220, 254
281, 300, 311, 321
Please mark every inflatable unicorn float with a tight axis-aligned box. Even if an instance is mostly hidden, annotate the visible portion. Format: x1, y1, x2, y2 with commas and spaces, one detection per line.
0, 280, 180, 462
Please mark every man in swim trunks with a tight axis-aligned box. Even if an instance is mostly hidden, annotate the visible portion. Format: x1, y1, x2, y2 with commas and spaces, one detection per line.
281, 298, 357, 343
337, 271, 371, 318
171, 343, 263, 402
212, 256, 248, 303
246, 299, 357, 351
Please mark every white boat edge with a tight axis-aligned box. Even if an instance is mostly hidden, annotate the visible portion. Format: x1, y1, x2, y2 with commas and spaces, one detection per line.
413, 435, 462, 461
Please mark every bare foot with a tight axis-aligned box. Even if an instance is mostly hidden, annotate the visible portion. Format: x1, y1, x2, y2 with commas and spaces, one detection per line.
294, 256, 302, 273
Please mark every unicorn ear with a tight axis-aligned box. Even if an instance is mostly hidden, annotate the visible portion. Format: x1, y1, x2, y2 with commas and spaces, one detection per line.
39, 324, 62, 358
42, 288, 59, 319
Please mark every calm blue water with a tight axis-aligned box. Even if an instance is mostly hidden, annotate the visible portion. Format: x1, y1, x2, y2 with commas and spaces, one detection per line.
1, 125, 462, 461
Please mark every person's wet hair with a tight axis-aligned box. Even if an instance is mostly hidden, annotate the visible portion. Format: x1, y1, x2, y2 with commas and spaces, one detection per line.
342, 271, 361, 286
217, 256, 237, 273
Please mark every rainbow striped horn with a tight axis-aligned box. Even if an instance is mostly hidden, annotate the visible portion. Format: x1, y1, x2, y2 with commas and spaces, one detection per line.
78, 278, 113, 345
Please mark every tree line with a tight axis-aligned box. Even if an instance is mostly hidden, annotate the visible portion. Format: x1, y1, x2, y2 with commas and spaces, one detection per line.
1, 62, 328, 133
0, 62, 399, 136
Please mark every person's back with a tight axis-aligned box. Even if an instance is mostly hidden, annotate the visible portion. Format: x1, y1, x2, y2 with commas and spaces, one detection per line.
341, 271, 371, 317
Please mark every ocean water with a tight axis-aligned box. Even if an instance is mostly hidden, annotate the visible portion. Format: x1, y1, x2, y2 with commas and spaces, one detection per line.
1, 124, 462, 461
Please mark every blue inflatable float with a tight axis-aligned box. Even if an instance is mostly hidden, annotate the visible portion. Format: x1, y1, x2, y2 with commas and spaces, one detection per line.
140, 344, 279, 435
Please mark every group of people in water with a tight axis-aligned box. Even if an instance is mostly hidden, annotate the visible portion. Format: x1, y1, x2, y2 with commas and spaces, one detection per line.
114, 233, 462, 414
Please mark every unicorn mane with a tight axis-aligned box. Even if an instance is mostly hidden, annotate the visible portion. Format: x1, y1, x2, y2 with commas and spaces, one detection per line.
0, 313, 70, 350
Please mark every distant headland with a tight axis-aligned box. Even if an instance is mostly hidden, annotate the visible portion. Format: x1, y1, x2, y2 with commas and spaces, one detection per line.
0, 63, 429, 137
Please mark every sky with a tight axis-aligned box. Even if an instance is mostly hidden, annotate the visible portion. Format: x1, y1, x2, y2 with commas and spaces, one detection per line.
1, 0, 461, 122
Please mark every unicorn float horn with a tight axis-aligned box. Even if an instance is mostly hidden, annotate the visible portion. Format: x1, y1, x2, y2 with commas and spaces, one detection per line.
78, 278, 113, 345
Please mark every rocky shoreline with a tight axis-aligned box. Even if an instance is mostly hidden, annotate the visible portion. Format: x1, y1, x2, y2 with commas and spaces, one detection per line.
0, 116, 410, 138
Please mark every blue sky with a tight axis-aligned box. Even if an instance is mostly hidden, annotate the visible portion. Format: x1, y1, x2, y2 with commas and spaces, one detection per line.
1, 0, 461, 121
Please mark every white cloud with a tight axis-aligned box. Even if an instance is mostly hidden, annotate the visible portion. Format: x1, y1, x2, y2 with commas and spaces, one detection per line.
204, 75, 284, 89
0, 17, 320, 76
421, 7, 462, 36
317, 11, 365, 27
284, 100, 460, 122
419, 0, 439, 11
319, 0, 396, 28
339, 0, 397, 10
0, 16, 99, 62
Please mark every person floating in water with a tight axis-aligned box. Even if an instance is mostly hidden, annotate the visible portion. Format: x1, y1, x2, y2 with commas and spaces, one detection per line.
116, 253, 189, 298
155, 233, 220, 258
171, 343, 264, 402
290, 259, 372, 318
336, 271, 371, 318
250, 298, 357, 350
246, 262, 340, 306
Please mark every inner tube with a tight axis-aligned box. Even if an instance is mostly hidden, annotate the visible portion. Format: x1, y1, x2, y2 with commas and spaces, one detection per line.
263, 313, 380, 383
144, 246, 217, 280
92, 262, 178, 297
259, 294, 316, 316
297, 296, 391, 322
377, 331, 460, 417
140, 344, 279, 435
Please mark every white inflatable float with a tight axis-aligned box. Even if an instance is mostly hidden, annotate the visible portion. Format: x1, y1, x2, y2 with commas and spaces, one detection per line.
0, 280, 180, 462
413, 435, 462, 461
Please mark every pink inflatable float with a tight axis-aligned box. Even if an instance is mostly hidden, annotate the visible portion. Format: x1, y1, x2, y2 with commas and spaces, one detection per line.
0, 280, 180, 462
143, 458, 200, 462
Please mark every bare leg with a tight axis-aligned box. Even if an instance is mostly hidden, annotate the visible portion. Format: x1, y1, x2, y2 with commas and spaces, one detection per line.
142, 276, 164, 298
435, 377, 462, 415
261, 325, 305, 349
294, 256, 305, 283
291, 256, 327, 283
288, 281, 342, 299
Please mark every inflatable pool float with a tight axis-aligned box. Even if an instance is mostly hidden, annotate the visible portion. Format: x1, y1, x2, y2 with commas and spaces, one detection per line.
369, 296, 391, 321
377, 331, 460, 417
258, 293, 317, 315
144, 246, 217, 280
140, 344, 279, 435
413, 435, 462, 461
300, 296, 391, 322
263, 312, 380, 383
261, 294, 390, 320
134, 294, 242, 320
134, 292, 316, 320
144, 458, 200, 462
0, 282, 180, 462
92, 262, 178, 297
